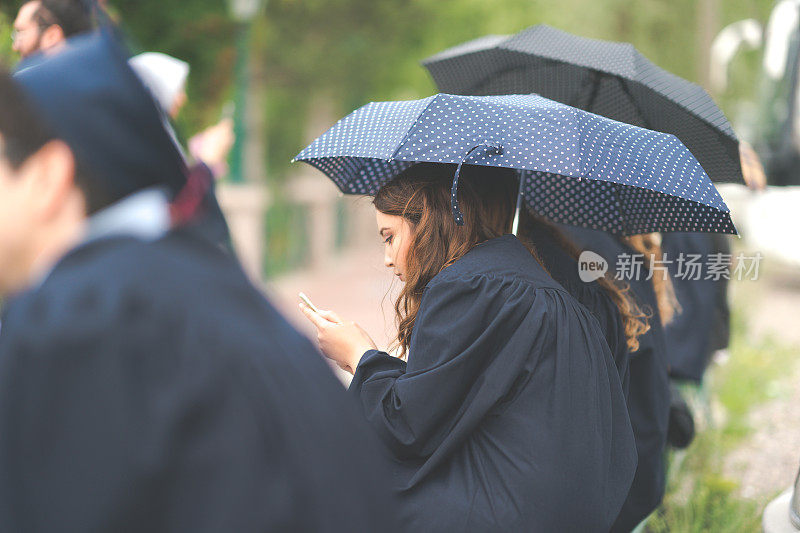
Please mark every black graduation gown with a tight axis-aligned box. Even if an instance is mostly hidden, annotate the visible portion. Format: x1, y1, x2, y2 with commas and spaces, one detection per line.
660, 232, 731, 382
563, 227, 670, 533
191, 162, 234, 254
524, 222, 630, 395
0, 229, 397, 533
349, 235, 637, 532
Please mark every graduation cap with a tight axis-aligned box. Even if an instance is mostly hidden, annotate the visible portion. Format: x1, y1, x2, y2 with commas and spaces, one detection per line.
14, 30, 187, 203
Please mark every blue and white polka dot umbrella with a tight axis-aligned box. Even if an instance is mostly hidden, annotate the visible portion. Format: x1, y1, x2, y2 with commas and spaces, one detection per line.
294, 93, 737, 236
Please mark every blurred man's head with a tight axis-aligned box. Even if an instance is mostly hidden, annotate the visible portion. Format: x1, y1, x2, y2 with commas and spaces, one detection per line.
12, 0, 93, 59
0, 71, 89, 295
14, 31, 188, 205
1, 32, 189, 296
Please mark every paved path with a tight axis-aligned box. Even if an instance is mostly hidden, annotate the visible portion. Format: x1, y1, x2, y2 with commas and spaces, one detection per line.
724, 257, 800, 500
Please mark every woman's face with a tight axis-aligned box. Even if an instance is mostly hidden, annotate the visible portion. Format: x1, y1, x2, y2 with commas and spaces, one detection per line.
376, 210, 413, 282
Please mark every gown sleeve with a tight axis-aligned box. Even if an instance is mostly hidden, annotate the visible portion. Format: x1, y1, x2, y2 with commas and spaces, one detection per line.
349, 274, 549, 459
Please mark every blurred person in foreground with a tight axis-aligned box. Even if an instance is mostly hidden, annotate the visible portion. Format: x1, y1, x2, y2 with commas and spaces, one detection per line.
0, 31, 396, 532
12, 0, 93, 60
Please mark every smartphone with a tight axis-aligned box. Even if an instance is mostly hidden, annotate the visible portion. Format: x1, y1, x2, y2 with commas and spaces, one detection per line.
298, 292, 320, 314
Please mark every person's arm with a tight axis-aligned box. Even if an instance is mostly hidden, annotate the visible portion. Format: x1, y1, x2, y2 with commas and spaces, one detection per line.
299, 306, 377, 373
348, 276, 546, 459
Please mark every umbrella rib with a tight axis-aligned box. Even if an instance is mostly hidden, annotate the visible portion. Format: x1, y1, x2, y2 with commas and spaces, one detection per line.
582, 70, 603, 112
611, 183, 632, 235
617, 78, 653, 131
389, 95, 442, 161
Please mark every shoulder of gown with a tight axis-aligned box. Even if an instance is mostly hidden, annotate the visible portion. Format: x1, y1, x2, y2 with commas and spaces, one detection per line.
514, 225, 630, 387
351, 235, 636, 531
351, 235, 627, 457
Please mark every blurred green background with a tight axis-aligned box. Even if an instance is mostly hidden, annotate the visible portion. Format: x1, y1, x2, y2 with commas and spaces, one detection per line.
0, 0, 783, 275
0, 0, 777, 181
0, 0, 783, 276
1, 3, 798, 531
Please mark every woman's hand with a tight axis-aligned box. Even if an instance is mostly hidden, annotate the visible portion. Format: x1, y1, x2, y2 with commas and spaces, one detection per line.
300, 304, 377, 374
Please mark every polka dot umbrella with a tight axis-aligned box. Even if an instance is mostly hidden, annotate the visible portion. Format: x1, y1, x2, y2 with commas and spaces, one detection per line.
293, 93, 737, 236
422, 24, 743, 184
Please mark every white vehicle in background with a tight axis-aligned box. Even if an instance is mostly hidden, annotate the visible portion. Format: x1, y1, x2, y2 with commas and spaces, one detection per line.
712, 3, 800, 531
763, 471, 800, 532
714, 0, 800, 186
712, 0, 800, 268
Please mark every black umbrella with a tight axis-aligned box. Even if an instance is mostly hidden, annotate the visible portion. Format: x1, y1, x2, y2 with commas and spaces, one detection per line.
423, 24, 743, 183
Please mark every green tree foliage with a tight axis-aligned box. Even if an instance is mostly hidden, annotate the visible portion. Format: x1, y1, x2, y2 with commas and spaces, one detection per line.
0, 0, 781, 173
0, 10, 15, 68
112, 0, 236, 136
256, 0, 776, 180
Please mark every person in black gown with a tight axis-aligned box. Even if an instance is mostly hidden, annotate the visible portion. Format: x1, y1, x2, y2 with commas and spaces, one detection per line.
660, 232, 731, 383
301, 165, 637, 532
0, 32, 396, 532
518, 212, 652, 398
564, 226, 673, 533
658, 232, 731, 450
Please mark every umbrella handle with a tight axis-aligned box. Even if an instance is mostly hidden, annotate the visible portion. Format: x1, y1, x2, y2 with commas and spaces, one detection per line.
511, 175, 525, 236
451, 142, 504, 226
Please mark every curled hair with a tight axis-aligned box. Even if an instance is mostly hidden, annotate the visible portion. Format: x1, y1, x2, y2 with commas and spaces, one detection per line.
623, 234, 681, 326
518, 213, 651, 352
373, 163, 648, 356
373, 163, 516, 357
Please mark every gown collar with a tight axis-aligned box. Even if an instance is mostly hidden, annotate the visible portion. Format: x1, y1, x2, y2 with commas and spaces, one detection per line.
31, 187, 171, 291
84, 186, 170, 244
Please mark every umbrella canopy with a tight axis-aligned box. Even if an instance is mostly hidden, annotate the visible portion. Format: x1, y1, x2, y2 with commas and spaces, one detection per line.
422, 24, 743, 184
295, 93, 736, 236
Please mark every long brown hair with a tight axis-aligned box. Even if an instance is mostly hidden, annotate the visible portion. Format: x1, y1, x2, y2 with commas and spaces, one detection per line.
517, 212, 651, 352
623, 234, 681, 326
374, 163, 648, 356
373, 163, 517, 357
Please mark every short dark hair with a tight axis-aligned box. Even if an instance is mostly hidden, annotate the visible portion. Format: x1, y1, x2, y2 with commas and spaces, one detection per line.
0, 69, 110, 213
33, 0, 93, 39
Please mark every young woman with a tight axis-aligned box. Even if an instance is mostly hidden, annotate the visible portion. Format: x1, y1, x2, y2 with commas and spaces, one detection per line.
301, 164, 637, 532
563, 226, 678, 532
519, 213, 649, 391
